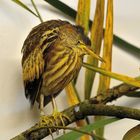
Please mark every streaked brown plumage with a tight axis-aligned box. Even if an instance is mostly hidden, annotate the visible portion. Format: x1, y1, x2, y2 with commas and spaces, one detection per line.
22, 20, 103, 114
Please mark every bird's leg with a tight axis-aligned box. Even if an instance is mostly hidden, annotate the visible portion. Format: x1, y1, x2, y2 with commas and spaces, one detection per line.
51, 95, 71, 127
39, 94, 54, 137
40, 94, 45, 115
51, 94, 58, 114
39, 94, 49, 125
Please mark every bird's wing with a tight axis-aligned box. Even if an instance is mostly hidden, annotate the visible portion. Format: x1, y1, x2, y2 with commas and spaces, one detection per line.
22, 20, 67, 106
22, 27, 60, 83
22, 47, 44, 82
22, 45, 45, 106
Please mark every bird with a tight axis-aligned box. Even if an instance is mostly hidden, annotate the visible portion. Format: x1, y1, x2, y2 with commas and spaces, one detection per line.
21, 20, 104, 124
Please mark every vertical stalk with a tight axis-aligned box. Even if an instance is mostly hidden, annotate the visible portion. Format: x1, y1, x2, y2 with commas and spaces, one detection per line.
85, 0, 105, 99
76, 0, 90, 34
95, 0, 113, 136
98, 0, 113, 93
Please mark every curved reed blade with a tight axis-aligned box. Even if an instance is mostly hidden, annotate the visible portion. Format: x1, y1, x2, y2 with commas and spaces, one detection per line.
123, 124, 140, 140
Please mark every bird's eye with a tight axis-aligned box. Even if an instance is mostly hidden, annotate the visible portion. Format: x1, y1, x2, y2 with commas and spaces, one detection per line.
77, 40, 82, 45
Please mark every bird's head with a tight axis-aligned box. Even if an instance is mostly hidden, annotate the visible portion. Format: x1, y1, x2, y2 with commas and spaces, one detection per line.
59, 24, 104, 62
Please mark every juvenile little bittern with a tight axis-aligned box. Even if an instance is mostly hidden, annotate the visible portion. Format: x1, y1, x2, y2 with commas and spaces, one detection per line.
22, 20, 103, 123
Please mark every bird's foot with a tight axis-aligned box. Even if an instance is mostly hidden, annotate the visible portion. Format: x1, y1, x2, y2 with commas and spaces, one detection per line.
39, 115, 55, 139
38, 112, 71, 136
51, 110, 71, 134
27, 115, 55, 139
52, 110, 71, 127
39, 115, 54, 126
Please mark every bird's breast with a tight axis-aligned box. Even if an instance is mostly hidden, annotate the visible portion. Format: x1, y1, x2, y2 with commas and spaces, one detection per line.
41, 46, 82, 96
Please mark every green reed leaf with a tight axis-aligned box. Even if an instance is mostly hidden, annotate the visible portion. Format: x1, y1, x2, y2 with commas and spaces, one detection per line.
30, 0, 43, 22
12, 0, 38, 17
55, 118, 119, 140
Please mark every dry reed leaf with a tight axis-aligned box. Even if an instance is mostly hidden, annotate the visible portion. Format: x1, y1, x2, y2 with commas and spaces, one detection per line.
85, 0, 105, 99
76, 0, 90, 34
95, 0, 113, 136
98, 0, 113, 93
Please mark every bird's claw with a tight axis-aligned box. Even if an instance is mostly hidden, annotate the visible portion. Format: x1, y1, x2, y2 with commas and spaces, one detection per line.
39, 112, 71, 135
39, 115, 53, 126
52, 111, 71, 126
39, 115, 55, 139
52, 111, 71, 134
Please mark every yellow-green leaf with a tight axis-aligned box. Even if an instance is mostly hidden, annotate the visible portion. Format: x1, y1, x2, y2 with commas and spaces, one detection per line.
83, 63, 140, 88
11, 0, 38, 17
85, 0, 105, 100
123, 125, 140, 140
30, 0, 43, 22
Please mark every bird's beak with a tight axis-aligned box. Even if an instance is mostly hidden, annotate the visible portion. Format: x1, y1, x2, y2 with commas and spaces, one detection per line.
80, 44, 105, 62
